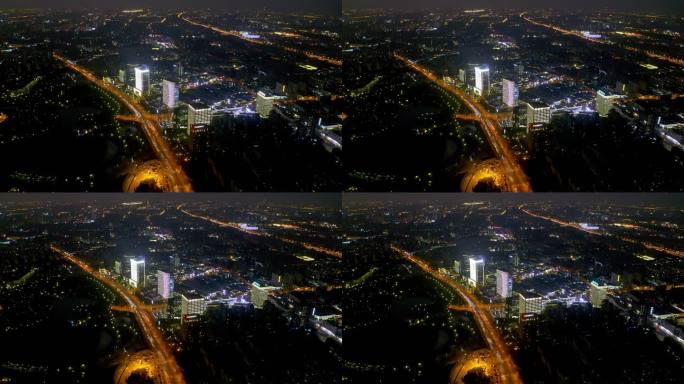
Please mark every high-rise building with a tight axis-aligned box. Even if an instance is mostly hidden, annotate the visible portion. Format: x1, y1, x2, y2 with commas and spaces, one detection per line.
250, 280, 280, 308
180, 292, 206, 321
596, 89, 626, 117
256, 91, 286, 119
113, 260, 121, 275
453, 260, 461, 275
590, 280, 619, 307
134, 65, 150, 96
525, 101, 551, 126
162, 80, 179, 109
157, 270, 174, 299
468, 257, 485, 286
496, 270, 512, 298
474, 66, 490, 96
458, 69, 466, 83
502, 79, 519, 108
130, 258, 145, 287
514, 63, 524, 80
187, 102, 212, 134
518, 291, 544, 317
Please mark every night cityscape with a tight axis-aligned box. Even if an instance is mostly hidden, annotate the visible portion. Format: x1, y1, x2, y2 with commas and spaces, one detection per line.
2, 1, 684, 384
0, 3, 342, 192
0, 194, 343, 383
344, 4, 684, 192
344, 193, 684, 383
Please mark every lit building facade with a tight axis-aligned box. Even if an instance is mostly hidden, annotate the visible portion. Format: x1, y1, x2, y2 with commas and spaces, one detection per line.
180, 292, 206, 321
157, 270, 174, 299
496, 270, 512, 298
162, 80, 179, 108
256, 91, 286, 119
469, 257, 485, 286
525, 101, 551, 126
134, 65, 150, 96
130, 258, 145, 287
187, 102, 212, 134
596, 90, 626, 117
250, 280, 280, 308
502, 79, 518, 107
474, 66, 490, 96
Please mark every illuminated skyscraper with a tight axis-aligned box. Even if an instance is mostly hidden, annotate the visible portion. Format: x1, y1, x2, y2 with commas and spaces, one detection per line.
180, 292, 206, 322
468, 257, 485, 286
187, 102, 212, 134
525, 101, 551, 126
157, 270, 174, 299
596, 89, 626, 117
590, 280, 619, 307
518, 291, 544, 318
130, 258, 145, 287
256, 91, 286, 119
162, 80, 179, 108
502, 79, 518, 107
250, 280, 280, 308
496, 270, 512, 298
134, 65, 150, 96
474, 66, 490, 96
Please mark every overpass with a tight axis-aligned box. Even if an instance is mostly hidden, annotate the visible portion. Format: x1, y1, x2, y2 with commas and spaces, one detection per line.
395, 53, 532, 192
392, 245, 523, 384
52, 245, 186, 384
53, 53, 193, 192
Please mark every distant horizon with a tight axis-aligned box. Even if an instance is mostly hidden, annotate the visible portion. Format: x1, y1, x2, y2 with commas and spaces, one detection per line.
0, 0, 341, 14
343, 0, 684, 13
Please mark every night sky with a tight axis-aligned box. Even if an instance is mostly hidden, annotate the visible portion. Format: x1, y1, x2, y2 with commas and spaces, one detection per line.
3, 0, 680, 13
344, 0, 684, 13
0, 0, 341, 14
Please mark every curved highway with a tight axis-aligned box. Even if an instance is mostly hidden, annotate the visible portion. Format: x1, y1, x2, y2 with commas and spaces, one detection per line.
394, 53, 532, 192
391, 244, 523, 384
53, 53, 193, 192
52, 245, 186, 384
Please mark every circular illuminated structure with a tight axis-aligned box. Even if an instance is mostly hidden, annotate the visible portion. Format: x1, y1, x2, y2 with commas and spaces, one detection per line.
123, 160, 173, 192
113, 350, 161, 384
461, 159, 508, 192
450, 349, 499, 384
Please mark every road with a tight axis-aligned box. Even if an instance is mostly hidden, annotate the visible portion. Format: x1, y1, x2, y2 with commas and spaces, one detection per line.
394, 53, 532, 192
53, 53, 193, 192
391, 244, 523, 384
178, 13, 342, 67
519, 206, 684, 259
177, 204, 342, 259
520, 13, 684, 68
52, 245, 186, 384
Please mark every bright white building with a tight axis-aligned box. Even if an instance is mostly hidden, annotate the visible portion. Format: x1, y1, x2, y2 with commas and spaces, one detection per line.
130, 258, 145, 287
474, 66, 490, 96
134, 65, 150, 96
469, 257, 485, 286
